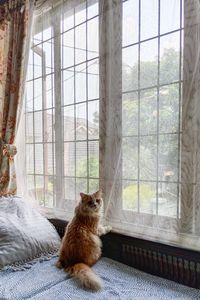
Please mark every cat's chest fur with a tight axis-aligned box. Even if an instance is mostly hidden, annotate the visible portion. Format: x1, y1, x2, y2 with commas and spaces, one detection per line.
66, 217, 102, 248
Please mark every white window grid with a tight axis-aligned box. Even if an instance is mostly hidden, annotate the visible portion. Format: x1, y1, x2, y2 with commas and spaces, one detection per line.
121, 0, 183, 218
25, 0, 99, 210
25, 0, 184, 222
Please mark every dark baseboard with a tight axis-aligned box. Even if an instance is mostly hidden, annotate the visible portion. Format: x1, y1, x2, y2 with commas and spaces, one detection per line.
49, 218, 200, 289
101, 232, 200, 289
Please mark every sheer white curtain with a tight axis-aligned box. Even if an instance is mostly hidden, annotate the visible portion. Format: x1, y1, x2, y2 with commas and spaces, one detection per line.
102, 0, 200, 251
16, 0, 200, 251
15, 0, 34, 201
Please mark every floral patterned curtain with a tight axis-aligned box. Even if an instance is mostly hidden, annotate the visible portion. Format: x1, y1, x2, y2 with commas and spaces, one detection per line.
0, 0, 33, 196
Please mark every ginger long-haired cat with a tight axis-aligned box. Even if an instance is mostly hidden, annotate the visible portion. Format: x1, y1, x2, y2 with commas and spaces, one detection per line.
56, 190, 111, 290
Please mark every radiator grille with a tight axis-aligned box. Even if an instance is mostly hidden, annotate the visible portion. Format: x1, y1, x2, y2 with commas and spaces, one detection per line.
122, 243, 200, 288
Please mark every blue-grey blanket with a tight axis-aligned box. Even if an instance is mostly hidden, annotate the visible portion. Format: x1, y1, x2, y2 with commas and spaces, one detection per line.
0, 257, 200, 299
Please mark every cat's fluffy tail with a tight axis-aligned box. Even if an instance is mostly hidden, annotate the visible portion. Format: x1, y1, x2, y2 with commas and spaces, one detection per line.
66, 263, 102, 290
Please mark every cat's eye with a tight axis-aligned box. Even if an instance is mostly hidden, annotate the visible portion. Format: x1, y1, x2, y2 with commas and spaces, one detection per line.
88, 200, 93, 206
96, 199, 100, 204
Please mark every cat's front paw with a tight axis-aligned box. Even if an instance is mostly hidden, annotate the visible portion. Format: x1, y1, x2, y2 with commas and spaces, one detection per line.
105, 225, 112, 233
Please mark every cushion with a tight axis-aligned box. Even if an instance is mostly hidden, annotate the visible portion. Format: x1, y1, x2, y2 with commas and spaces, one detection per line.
0, 196, 61, 270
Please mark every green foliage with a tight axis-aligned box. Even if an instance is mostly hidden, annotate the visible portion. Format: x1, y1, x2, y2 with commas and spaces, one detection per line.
160, 49, 179, 84
76, 156, 99, 178
123, 184, 155, 210
123, 48, 179, 92
122, 48, 180, 184
76, 156, 99, 193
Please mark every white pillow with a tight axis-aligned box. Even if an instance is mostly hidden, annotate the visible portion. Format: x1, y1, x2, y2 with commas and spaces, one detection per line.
0, 197, 60, 270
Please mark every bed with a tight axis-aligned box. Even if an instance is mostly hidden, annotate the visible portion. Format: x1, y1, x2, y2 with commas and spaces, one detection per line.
1, 198, 200, 299
1, 256, 200, 300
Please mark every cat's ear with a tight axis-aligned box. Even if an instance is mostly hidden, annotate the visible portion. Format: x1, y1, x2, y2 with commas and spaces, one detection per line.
95, 190, 102, 198
80, 192, 87, 200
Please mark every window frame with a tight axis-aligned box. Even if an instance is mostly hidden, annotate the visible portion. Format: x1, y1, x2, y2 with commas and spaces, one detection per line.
99, 0, 200, 240
26, 0, 100, 217
99, 0, 179, 233
26, 0, 200, 241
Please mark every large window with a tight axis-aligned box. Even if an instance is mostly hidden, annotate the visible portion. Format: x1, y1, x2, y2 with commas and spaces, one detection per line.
122, 0, 183, 218
25, 0, 200, 242
25, 0, 99, 215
